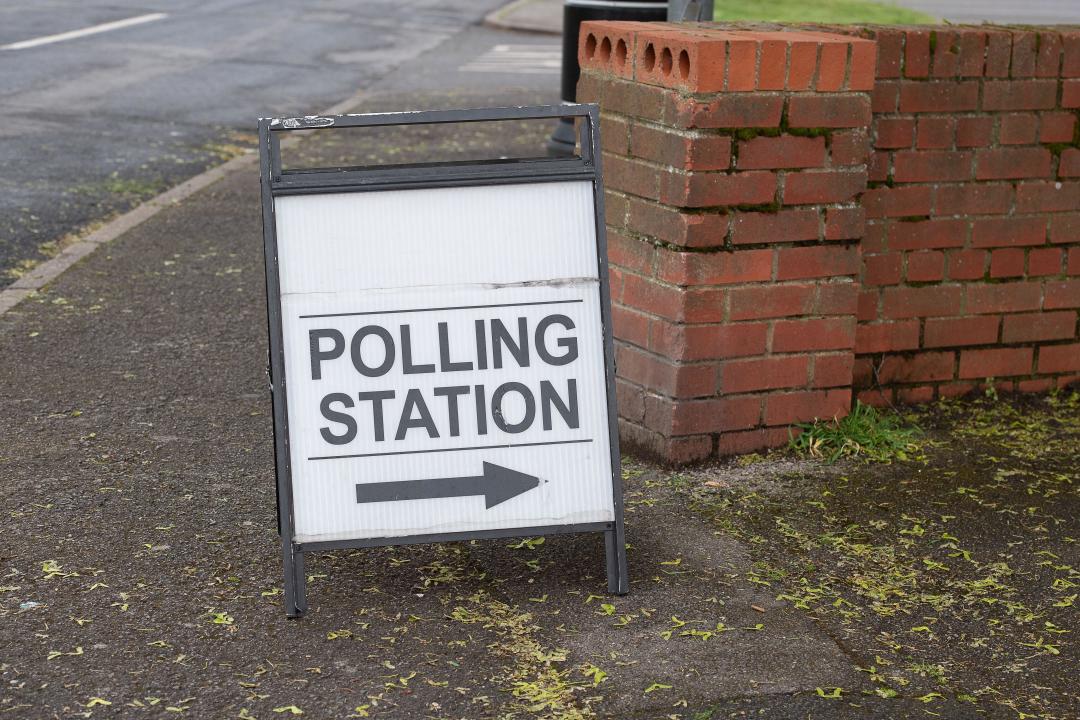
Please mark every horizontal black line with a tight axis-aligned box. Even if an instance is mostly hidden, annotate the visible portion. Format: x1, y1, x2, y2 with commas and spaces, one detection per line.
309, 438, 593, 461
299, 299, 583, 319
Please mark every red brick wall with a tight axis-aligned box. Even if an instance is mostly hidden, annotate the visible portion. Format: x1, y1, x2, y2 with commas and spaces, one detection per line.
851, 26, 1080, 403
579, 22, 1080, 462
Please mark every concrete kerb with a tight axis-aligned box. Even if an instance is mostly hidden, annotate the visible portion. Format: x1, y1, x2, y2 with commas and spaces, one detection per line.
0, 90, 369, 319
483, 0, 562, 35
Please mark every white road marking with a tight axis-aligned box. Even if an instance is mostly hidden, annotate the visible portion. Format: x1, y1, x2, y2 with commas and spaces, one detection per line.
1, 12, 168, 51
460, 44, 561, 75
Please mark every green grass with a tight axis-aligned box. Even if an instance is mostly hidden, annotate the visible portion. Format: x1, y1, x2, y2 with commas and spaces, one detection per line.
714, 0, 936, 24
790, 401, 921, 463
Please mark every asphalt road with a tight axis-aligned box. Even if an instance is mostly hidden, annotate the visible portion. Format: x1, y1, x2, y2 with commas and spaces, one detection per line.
0, 0, 513, 287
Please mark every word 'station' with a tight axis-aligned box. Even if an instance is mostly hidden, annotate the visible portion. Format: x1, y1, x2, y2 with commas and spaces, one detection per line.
309, 313, 581, 449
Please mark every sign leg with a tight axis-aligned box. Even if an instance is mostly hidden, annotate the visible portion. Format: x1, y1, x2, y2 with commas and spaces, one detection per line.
605, 522, 629, 595
281, 541, 307, 618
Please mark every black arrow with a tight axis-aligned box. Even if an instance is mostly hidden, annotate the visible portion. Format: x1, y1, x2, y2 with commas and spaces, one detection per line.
355, 462, 540, 509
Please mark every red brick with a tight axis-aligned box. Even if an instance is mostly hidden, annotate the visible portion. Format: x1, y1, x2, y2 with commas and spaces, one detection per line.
630, 124, 732, 170
956, 116, 994, 148
863, 252, 902, 286
982, 80, 1058, 111
1010, 31, 1038, 78
831, 129, 869, 166
879, 352, 955, 383
924, 316, 1000, 348
855, 321, 920, 353
1018, 378, 1053, 393
731, 209, 820, 245
889, 218, 967, 250
812, 352, 855, 388
931, 30, 960, 78
1002, 311, 1076, 343
999, 113, 1038, 145
681, 288, 727, 323
1066, 32, 1080, 76
737, 135, 825, 170
721, 356, 810, 394
985, 30, 1012, 77
764, 388, 851, 425
868, 150, 889, 183
816, 42, 848, 91
758, 39, 787, 91
947, 249, 988, 280
1039, 113, 1076, 143
856, 385, 890, 405
957, 30, 987, 77
787, 95, 871, 129
990, 248, 1026, 278
656, 248, 773, 286
849, 40, 877, 91
772, 317, 856, 352
893, 150, 972, 182
966, 282, 1043, 314
935, 183, 1013, 216
1039, 343, 1080, 373
824, 206, 865, 241
1016, 181, 1080, 213
783, 169, 867, 205
627, 197, 729, 249
971, 216, 1048, 248
1045, 280, 1080, 309
1035, 32, 1063, 77
916, 117, 955, 149
975, 147, 1053, 180
896, 385, 935, 404
1064, 80, 1080, 108
725, 38, 758, 92
716, 427, 791, 455
727, 283, 815, 321
898, 81, 979, 113
857, 289, 878, 321
688, 95, 784, 129
1069, 248, 1080, 275
815, 282, 859, 316
1050, 214, 1080, 244
1061, 149, 1080, 179
863, 186, 933, 219
607, 231, 653, 276
612, 304, 650, 347
863, 220, 887, 253
872, 81, 899, 113
906, 250, 945, 281
621, 272, 683, 319
604, 153, 660, 198
601, 114, 630, 155
875, 118, 915, 149
776, 244, 859, 280
661, 169, 777, 208
939, 381, 977, 398
875, 29, 903, 78
904, 30, 931, 78
649, 319, 768, 361
670, 397, 763, 435
787, 40, 818, 91
616, 345, 716, 398
959, 348, 1034, 379
615, 377, 645, 422
606, 189, 629, 228
882, 285, 963, 319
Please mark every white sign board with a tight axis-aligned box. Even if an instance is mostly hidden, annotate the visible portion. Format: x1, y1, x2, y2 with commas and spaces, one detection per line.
274, 181, 615, 544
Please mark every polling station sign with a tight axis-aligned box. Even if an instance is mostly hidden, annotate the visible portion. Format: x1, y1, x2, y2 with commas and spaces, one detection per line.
258, 106, 627, 616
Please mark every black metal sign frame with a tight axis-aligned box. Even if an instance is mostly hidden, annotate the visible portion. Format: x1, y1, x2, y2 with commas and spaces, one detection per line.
258, 104, 628, 617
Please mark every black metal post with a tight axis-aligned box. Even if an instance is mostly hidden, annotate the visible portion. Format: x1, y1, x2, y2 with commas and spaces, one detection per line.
547, 0, 668, 156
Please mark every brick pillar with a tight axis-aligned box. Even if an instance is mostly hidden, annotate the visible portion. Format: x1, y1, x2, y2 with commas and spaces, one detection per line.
578, 22, 875, 462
